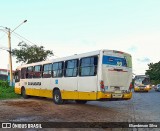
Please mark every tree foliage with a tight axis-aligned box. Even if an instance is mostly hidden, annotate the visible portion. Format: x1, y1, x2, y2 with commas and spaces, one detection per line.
145, 61, 160, 84
12, 42, 53, 64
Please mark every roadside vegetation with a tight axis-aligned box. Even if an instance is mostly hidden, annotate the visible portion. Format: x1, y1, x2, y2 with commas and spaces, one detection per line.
146, 61, 160, 85
0, 80, 21, 100
12, 42, 54, 64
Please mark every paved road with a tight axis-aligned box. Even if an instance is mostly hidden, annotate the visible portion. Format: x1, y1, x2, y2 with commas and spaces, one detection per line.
88, 89, 160, 123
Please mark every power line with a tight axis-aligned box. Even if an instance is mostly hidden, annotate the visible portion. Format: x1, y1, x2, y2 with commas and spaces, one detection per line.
2, 28, 59, 58
0, 33, 6, 41
12, 31, 36, 46
12, 31, 58, 55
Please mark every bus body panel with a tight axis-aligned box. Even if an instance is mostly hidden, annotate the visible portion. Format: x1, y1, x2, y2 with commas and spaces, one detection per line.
14, 49, 132, 101
96, 50, 132, 100
78, 76, 97, 100
58, 77, 78, 99
101, 51, 132, 92
15, 82, 21, 94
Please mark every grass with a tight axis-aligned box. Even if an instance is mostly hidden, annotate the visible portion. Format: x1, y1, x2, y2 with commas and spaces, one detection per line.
0, 86, 21, 100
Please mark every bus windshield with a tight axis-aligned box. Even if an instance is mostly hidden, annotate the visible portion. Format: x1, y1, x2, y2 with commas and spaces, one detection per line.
135, 77, 150, 85
142, 77, 150, 85
102, 55, 127, 67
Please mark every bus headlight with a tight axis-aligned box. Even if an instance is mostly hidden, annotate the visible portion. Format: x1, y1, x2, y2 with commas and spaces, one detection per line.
146, 85, 150, 88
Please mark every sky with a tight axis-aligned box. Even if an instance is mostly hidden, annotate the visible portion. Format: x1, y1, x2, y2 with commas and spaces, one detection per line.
0, 0, 160, 75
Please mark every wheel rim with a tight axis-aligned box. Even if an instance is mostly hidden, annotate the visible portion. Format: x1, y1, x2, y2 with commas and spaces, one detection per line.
55, 94, 59, 102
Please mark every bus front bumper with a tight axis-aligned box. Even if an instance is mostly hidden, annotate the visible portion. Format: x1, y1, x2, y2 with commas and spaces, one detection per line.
97, 91, 132, 101
134, 87, 150, 92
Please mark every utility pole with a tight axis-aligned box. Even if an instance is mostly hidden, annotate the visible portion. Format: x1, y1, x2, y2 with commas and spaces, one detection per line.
7, 28, 13, 86
0, 20, 27, 86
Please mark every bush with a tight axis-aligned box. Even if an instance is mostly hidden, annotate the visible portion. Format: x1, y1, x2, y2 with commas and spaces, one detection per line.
0, 80, 9, 87
0, 80, 21, 99
151, 80, 160, 85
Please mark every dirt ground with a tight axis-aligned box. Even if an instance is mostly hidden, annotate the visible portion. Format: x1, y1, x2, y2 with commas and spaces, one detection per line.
0, 90, 160, 131
0, 98, 127, 122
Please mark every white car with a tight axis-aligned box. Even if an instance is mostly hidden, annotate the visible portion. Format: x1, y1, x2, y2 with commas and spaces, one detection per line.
155, 84, 160, 92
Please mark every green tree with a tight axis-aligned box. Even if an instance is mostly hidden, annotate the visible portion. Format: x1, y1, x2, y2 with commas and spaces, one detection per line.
12, 42, 53, 64
145, 61, 160, 84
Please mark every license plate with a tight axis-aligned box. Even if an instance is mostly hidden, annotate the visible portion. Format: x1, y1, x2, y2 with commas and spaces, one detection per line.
112, 94, 123, 98
115, 91, 121, 93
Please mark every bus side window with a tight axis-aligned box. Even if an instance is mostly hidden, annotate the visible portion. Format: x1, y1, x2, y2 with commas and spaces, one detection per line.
33, 65, 42, 78
58, 62, 64, 77
26, 66, 33, 79
64, 59, 78, 77
80, 56, 98, 76
94, 56, 98, 75
21, 68, 26, 79
53, 62, 64, 78
42, 63, 52, 78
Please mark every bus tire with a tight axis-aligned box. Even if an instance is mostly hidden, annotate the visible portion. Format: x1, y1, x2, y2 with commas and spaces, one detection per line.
21, 88, 28, 99
53, 90, 64, 104
75, 100, 87, 104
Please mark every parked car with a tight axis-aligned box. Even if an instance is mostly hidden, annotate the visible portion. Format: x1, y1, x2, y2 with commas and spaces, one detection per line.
155, 84, 160, 92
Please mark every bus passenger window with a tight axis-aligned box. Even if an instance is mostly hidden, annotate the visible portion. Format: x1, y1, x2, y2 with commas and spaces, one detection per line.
64, 59, 78, 77
26, 66, 33, 79
42, 64, 52, 78
53, 62, 64, 77
80, 56, 98, 76
33, 65, 42, 78
21, 68, 26, 79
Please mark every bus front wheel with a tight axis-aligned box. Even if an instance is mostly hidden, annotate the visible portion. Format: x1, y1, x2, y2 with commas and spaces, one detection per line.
21, 88, 28, 99
53, 90, 64, 104
75, 100, 87, 104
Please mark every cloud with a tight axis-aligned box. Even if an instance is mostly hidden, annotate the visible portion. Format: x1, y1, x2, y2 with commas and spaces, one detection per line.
137, 57, 151, 63
127, 46, 137, 53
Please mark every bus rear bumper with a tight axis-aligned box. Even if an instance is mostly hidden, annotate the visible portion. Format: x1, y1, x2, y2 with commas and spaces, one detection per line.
97, 91, 132, 101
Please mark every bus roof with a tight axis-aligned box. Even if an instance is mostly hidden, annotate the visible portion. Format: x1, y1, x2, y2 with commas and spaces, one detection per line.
16, 49, 131, 69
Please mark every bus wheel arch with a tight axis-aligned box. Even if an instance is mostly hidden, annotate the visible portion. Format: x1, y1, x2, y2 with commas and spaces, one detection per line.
53, 87, 64, 104
21, 86, 28, 99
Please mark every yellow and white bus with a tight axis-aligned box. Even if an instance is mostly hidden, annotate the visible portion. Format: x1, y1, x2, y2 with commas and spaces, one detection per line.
14, 49, 132, 104
134, 75, 151, 92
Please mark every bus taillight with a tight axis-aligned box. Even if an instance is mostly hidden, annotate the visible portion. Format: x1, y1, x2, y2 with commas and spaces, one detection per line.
100, 80, 104, 89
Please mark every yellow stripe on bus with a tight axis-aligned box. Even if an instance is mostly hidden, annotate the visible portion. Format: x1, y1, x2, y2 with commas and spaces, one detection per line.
26, 88, 53, 98
14, 87, 21, 94
15, 87, 132, 100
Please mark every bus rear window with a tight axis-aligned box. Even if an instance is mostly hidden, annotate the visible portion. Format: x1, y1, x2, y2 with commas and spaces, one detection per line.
102, 56, 127, 67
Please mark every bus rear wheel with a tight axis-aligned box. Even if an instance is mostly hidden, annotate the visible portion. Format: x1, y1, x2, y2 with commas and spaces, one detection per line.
53, 90, 64, 104
21, 88, 28, 99
75, 100, 87, 104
